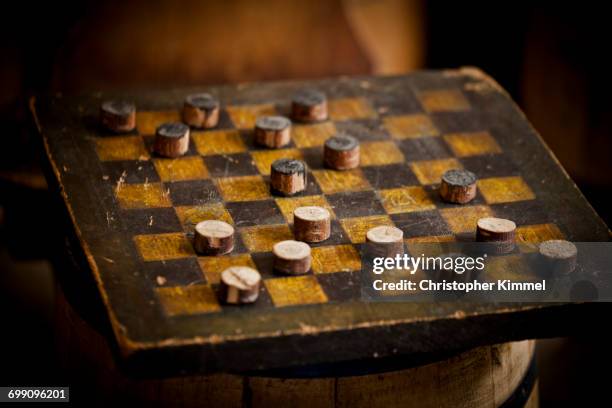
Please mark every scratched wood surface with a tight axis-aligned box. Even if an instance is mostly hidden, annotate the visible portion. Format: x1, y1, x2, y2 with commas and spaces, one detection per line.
33, 68, 610, 375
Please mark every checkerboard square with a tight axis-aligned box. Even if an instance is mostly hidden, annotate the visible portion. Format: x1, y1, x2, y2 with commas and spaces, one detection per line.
293, 122, 337, 148
443, 131, 502, 157
275, 195, 334, 223
335, 120, 391, 142
383, 114, 440, 139
340, 215, 394, 243
102, 160, 160, 184
239, 224, 293, 252
265, 276, 328, 307
418, 90, 470, 112
198, 254, 256, 285
485, 255, 536, 282
312, 169, 371, 194
121, 208, 182, 235
516, 223, 564, 244
226, 104, 277, 129
226, 200, 284, 227
328, 97, 376, 121
360, 141, 405, 166
156, 285, 220, 316
327, 191, 385, 218
361, 163, 419, 189
136, 111, 181, 135
96, 136, 150, 161
312, 245, 361, 274
115, 183, 172, 209
145, 258, 204, 287
250, 148, 304, 175
410, 158, 462, 185
317, 272, 360, 301
192, 129, 247, 156
153, 156, 209, 182
398, 138, 452, 162
215, 176, 270, 202
175, 203, 233, 231
392, 210, 452, 238
167, 179, 221, 206
134, 232, 194, 261
203, 153, 260, 177
478, 176, 535, 204
459, 154, 519, 179
378, 186, 436, 214
439, 205, 494, 234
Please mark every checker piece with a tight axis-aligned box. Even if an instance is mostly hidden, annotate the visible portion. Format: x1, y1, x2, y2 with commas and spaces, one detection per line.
100, 100, 136, 133
182, 93, 220, 129
440, 169, 477, 204
324, 134, 360, 170
273, 240, 312, 275
255, 116, 292, 148
476, 217, 516, 254
220, 266, 261, 304
291, 88, 328, 122
294, 206, 331, 243
194, 220, 235, 256
154, 122, 190, 158
270, 158, 307, 196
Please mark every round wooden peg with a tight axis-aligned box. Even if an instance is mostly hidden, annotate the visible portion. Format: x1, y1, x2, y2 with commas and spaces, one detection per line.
255, 116, 292, 148
366, 225, 404, 257
440, 169, 477, 204
539, 239, 578, 275
291, 89, 328, 122
324, 134, 360, 170
273, 240, 312, 275
194, 220, 235, 255
220, 266, 261, 304
294, 206, 331, 243
182, 93, 220, 129
270, 159, 307, 196
476, 217, 516, 254
100, 100, 136, 133
154, 122, 190, 158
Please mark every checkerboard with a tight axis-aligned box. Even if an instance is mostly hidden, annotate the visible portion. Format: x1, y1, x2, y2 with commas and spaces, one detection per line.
34, 69, 610, 374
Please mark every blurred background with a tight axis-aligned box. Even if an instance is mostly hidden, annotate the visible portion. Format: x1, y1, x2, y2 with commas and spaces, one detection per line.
1, 1, 611, 406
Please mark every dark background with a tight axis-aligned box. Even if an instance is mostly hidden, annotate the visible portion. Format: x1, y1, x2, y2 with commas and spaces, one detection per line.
1, 1, 610, 406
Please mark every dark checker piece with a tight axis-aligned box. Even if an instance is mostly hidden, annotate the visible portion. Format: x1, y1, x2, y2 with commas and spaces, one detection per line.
324, 133, 360, 170
256, 115, 291, 131
185, 93, 219, 110
100, 100, 136, 133
293, 88, 326, 107
158, 122, 189, 138
440, 169, 477, 204
254, 116, 292, 148
154, 122, 190, 158
270, 158, 307, 196
291, 88, 328, 122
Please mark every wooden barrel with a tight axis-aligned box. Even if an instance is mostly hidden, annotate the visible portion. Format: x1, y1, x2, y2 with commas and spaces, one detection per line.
55, 284, 538, 407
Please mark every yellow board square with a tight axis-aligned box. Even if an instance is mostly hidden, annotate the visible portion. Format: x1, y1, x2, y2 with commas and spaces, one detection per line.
485, 255, 537, 282
293, 122, 337, 148
95, 136, 150, 161
478, 176, 535, 204
378, 186, 436, 214
192, 129, 247, 156
516, 223, 565, 253
175, 203, 233, 230
275, 195, 335, 223
115, 183, 172, 209
440, 205, 495, 234
240, 224, 293, 252
312, 245, 361, 274
134, 233, 194, 261
443, 131, 502, 157
153, 156, 209, 182
198, 254, 256, 285
136, 111, 181, 135
265, 276, 328, 307
383, 114, 440, 140
226, 104, 276, 129
340, 215, 394, 244
250, 148, 303, 175
360, 141, 405, 166
215, 176, 270, 202
328, 97, 377, 121
410, 158, 462, 185
312, 169, 371, 194
418, 90, 470, 112
156, 285, 220, 316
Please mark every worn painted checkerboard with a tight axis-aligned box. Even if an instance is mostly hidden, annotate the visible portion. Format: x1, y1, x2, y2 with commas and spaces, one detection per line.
34, 69, 610, 375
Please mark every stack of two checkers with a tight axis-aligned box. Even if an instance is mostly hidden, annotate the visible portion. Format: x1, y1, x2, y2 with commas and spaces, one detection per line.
100, 89, 365, 305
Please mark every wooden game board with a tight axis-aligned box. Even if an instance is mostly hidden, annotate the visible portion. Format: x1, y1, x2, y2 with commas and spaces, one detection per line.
33, 68, 610, 375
